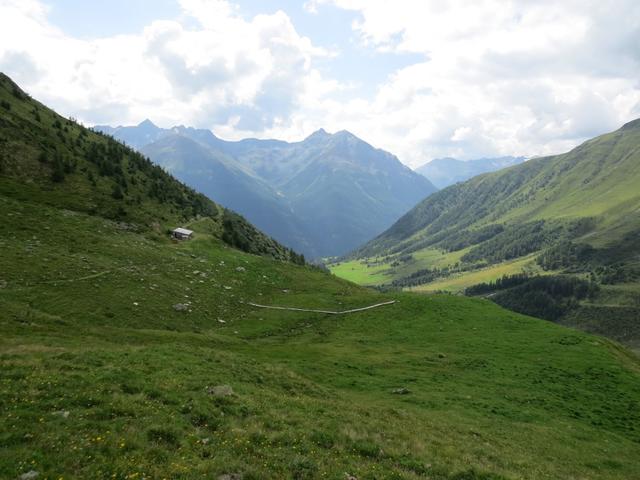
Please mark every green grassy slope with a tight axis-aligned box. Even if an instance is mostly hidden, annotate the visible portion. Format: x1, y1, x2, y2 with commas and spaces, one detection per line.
2, 195, 640, 479
1, 74, 640, 479
353, 121, 640, 258
334, 120, 640, 347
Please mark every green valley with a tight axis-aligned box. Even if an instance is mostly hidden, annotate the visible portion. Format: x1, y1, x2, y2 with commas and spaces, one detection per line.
2, 74, 640, 480
331, 120, 640, 351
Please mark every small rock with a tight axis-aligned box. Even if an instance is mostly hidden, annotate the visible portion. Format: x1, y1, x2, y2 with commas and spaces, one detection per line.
201, 437, 210, 445
173, 303, 189, 312
19, 471, 39, 480
223, 286, 232, 290
207, 385, 234, 397
218, 319, 226, 323
217, 474, 242, 480
345, 475, 358, 480
133, 302, 139, 306
391, 387, 410, 395
438, 353, 447, 359
235, 266, 245, 272
52, 410, 70, 419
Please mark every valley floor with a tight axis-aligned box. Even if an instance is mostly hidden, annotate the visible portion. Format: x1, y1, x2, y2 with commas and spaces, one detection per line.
330, 249, 640, 355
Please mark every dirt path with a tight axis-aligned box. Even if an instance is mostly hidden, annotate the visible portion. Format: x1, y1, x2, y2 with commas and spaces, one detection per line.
246, 300, 396, 315
40, 270, 112, 284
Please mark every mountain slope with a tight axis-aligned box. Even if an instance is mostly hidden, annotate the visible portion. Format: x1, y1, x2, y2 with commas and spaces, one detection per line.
277, 130, 438, 257
100, 123, 438, 258
0, 73, 298, 262
337, 120, 640, 348
140, 134, 314, 256
416, 156, 526, 188
4, 191, 640, 480
1, 72, 640, 479
361, 120, 640, 256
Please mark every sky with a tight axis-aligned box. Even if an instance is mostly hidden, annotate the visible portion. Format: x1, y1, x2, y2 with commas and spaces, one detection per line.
1, 0, 639, 167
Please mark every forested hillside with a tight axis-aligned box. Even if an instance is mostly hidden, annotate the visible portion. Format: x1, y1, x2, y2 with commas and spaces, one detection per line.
0, 73, 301, 263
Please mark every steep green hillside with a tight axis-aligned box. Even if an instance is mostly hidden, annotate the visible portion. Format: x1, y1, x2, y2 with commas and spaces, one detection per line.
0, 73, 297, 262
335, 121, 640, 348
356, 121, 640, 257
2, 73, 640, 479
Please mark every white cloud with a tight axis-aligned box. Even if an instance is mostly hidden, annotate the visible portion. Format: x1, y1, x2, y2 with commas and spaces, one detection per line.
303, 1, 320, 14
0, 0, 336, 134
0, 0, 638, 167
307, 0, 640, 166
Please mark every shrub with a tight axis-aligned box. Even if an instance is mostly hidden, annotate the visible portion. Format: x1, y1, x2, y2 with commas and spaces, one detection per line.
310, 430, 335, 449
289, 456, 317, 480
146, 427, 180, 447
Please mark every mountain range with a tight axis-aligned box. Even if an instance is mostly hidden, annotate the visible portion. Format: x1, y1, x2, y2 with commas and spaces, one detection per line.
96, 121, 438, 258
415, 156, 526, 188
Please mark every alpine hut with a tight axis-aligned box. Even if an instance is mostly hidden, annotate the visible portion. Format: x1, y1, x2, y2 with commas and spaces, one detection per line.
171, 227, 194, 240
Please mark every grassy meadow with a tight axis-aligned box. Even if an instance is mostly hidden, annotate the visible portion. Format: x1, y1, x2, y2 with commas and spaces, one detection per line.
408, 256, 544, 293
329, 248, 470, 287
2, 194, 640, 479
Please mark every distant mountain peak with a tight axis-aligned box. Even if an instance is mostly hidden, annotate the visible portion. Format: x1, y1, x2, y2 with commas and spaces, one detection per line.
416, 155, 526, 188
305, 128, 330, 140
334, 129, 356, 138
137, 118, 158, 128
170, 125, 189, 135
